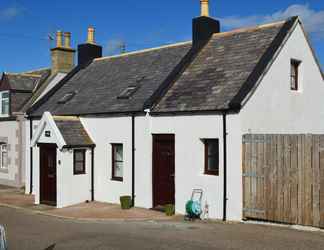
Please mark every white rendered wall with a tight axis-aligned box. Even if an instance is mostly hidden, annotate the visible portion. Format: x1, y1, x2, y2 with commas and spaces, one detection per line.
240, 23, 324, 134
57, 148, 92, 208
81, 116, 133, 204
0, 120, 19, 186
146, 114, 242, 221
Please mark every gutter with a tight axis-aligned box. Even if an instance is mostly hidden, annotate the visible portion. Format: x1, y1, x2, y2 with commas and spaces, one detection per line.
222, 112, 228, 221
29, 118, 33, 194
131, 114, 135, 207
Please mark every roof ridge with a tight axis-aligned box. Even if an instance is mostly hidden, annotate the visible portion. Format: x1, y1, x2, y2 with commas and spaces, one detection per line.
20, 67, 50, 74
4, 72, 42, 77
212, 20, 287, 39
95, 41, 192, 62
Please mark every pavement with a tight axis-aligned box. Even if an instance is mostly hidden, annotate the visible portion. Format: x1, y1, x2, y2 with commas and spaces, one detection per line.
0, 186, 171, 221
1, 206, 324, 250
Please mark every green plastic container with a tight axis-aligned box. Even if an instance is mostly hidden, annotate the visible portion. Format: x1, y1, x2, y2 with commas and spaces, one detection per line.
165, 204, 175, 216
120, 196, 132, 209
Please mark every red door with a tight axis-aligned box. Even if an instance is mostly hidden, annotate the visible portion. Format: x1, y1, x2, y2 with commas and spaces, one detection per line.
40, 144, 57, 206
153, 134, 175, 208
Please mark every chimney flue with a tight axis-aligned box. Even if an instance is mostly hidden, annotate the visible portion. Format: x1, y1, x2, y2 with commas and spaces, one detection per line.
87, 27, 95, 44
64, 32, 71, 48
56, 31, 63, 47
201, 0, 209, 17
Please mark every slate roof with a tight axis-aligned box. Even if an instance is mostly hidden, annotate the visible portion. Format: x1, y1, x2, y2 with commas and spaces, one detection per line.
29, 42, 192, 116
153, 18, 296, 112
53, 117, 95, 147
3, 68, 50, 91
29, 16, 305, 116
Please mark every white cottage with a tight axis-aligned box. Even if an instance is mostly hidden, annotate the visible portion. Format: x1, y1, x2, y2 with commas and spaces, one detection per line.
26, 2, 324, 222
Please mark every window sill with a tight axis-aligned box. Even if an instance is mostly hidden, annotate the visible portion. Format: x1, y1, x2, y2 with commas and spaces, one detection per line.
204, 171, 219, 176
111, 177, 123, 182
73, 172, 86, 175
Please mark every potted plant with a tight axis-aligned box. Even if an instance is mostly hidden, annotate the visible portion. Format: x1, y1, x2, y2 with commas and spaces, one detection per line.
120, 196, 132, 209
165, 204, 175, 216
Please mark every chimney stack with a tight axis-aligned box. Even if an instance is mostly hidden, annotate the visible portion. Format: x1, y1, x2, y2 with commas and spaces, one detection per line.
64, 32, 71, 48
51, 30, 75, 75
56, 31, 63, 47
78, 26, 102, 65
200, 0, 209, 17
192, 0, 220, 46
87, 27, 95, 44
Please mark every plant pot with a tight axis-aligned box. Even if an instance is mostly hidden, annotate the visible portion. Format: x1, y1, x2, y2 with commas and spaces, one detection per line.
120, 196, 132, 210
165, 204, 175, 216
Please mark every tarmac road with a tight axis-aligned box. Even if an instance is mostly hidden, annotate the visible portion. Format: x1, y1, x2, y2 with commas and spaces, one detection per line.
0, 206, 324, 250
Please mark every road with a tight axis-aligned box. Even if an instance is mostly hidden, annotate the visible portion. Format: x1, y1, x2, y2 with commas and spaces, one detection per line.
0, 206, 324, 250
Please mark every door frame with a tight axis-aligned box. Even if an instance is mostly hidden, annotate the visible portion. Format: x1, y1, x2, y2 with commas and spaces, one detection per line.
38, 143, 57, 206
152, 134, 175, 208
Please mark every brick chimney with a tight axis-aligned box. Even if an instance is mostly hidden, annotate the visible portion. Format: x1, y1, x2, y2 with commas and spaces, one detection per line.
51, 31, 75, 75
193, 0, 220, 46
78, 27, 102, 65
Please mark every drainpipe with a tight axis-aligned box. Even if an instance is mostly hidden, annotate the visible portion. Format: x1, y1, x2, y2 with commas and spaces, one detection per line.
222, 112, 228, 221
29, 118, 33, 195
131, 114, 135, 207
91, 147, 95, 201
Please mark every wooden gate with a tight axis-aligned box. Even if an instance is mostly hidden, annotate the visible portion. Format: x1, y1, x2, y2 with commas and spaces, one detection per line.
242, 134, 324, 228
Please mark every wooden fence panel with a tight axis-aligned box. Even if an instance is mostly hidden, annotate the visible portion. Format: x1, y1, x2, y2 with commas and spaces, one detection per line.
242, 134, 324, 228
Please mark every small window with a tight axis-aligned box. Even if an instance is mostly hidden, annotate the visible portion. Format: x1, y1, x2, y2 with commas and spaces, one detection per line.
0, 91, 9, 116
0, 144, 8, 169
204, 139, 219, 176
57, 91, 76, 104
73, 149, 86, 175
111, 144, 123, 181
291, 59, 301, 91
117, 86, 138, 99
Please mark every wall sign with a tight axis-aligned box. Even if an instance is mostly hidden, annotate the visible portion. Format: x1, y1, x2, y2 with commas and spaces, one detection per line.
45, 131, 51, 137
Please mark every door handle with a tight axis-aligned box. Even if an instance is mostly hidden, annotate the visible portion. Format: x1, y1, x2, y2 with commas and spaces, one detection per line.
171, 174, 175, 178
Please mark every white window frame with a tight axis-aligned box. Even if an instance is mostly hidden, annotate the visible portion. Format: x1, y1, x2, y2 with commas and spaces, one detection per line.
0, 144, 8, 170
0, 91, 9, 117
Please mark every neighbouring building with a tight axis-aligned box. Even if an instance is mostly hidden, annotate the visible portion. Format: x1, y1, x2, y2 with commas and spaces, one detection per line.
27, 0, 324, 223
0, 31, 75, 188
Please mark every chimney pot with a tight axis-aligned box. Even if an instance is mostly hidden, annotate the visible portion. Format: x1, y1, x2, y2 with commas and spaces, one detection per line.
64, 32, 71, 48
87, 27, 95, 44
200, 0, 209, 17
56, 31, 63, 47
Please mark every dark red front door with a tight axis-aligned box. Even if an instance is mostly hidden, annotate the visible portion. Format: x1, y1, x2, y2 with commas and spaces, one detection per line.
40, 144, 57, 206
153, 134, 175, 208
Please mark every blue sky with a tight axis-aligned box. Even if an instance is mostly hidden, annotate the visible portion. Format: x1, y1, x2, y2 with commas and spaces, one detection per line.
0, 0, 323, 73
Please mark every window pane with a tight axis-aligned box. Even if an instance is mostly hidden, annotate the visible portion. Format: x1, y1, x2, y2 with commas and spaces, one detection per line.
208, 156, 218, 171
208, 140, 219, 155
75, 151, 84, 161
114, 161, 123, 178
1, 145, 8, 169
2, 92, 9, 99
114, 145, 123, 161
75, 162, 84, 173
1, 99, 9, 115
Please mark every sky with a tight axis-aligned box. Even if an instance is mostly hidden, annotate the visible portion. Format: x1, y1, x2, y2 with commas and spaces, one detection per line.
0, 0, 323, 73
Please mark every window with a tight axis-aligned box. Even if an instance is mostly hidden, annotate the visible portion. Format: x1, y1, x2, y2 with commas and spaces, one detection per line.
0, 91, 9, 116
73, 149, 86, 175
204, 139, 219, 176
0, 144, 8, 169
57, 91, 76, 104
291, 59, 301, 91
117, 86, 139, 99
111, 144, 123, 181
